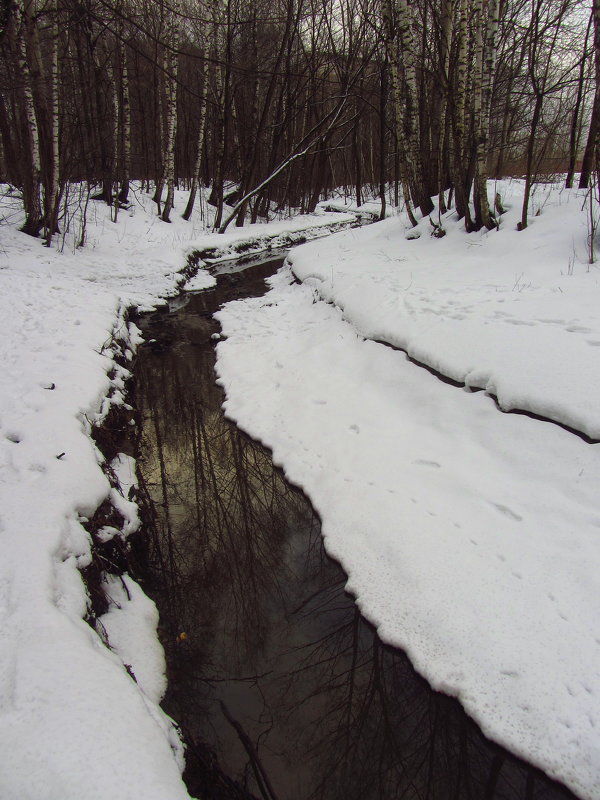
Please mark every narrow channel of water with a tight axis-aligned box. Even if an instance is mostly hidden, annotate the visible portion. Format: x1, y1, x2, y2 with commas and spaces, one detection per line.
134, 255, 576, 800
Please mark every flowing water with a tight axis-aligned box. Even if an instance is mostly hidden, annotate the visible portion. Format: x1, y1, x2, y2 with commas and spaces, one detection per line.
134, 254, 576, 800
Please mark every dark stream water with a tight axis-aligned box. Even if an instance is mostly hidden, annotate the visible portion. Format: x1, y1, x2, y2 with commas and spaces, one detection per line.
134, 254, 576, 800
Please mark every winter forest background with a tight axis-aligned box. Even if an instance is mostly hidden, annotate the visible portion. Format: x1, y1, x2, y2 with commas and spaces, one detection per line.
0, 0, 598, 243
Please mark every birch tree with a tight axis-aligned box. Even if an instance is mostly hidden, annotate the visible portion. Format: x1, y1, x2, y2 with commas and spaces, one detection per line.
44, 0, 61, 244
473, 0, 499, 229
118, 32, 132, 204
155, 0, 180, 222
381, 0, 418, 225
12, 0, 43, 235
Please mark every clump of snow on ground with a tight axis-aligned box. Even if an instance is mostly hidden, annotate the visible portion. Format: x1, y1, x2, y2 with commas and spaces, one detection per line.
99, 574, 168, 705
0, 183, 369, 799
215, 179, 600, 800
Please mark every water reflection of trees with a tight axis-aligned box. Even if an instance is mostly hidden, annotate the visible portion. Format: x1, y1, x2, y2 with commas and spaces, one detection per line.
284, 594, 574, 800
135, 300, 575, 800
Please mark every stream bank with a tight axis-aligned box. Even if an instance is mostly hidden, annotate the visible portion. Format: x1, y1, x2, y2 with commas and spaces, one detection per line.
132, 254, 577, 800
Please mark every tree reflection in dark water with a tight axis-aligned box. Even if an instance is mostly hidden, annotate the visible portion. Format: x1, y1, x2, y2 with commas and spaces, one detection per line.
135, 258, 576, 800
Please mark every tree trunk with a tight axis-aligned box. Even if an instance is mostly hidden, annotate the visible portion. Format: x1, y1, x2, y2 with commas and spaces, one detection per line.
118, 36, 131, 204
580, 0, 600, 189
473, 0, 498, 230
182, 47, 208, 221
14, 0, 43, 236
519, 92, 543, 230
160, 4, 179, 223
451, 0, 474, 229
44, 0, 60, 245
379, 62, 387, 221
381, 0, 418, 226
210, 0, 228, 230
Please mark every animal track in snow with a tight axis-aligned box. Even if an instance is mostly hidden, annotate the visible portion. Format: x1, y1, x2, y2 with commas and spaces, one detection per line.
504, 318, 536, 327
490, 502, 522, 522
28, 463, 46, 474
413, 459, 441, 468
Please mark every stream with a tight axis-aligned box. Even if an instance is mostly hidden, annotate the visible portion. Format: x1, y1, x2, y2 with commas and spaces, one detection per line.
134, 253, 576, 800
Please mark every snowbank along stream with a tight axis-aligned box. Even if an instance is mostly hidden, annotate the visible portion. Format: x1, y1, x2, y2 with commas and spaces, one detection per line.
134, 253, 577, 800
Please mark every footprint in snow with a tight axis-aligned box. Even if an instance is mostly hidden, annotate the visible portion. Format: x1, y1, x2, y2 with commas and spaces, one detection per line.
28, 463, 46, 474
490, 502, 522, 522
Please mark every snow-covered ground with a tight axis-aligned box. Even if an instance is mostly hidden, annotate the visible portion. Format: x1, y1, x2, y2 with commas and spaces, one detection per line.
0, 184, 362, 800
214, 180, 600, 800
2, 178, 599, 799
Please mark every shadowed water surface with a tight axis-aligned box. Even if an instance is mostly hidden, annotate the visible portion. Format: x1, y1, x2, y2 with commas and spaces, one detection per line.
134, 255, 577, 800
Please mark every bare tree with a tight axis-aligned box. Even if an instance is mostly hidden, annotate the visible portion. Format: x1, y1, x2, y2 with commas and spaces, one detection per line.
160, 0, 180, 222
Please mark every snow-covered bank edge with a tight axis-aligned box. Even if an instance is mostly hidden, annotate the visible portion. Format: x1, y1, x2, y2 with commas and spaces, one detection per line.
0, 295, 190, 800
213, 182, 600, 800
180, 207, 377, 291
287, 182, 600, 440
214, 266, 598, 800
68, 208, 380, 790
0, 195, 379, 799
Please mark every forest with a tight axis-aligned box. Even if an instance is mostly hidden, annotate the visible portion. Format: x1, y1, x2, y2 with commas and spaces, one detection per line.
0, 0, 597, 244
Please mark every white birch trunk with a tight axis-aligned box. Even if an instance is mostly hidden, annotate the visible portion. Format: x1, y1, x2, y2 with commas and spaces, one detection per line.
211, 0, 227, 230
14, 0, 43, 235
161, 1, 180, 223
119, 36, 131, 204
437, 0, 453, 213
381, 0, 418, 225
105, 47, 119, 220
45, 0, 60, 245
474, 0, 499, 229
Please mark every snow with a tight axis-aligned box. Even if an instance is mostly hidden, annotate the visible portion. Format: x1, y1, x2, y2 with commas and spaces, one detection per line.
289, 183, 600, 438
214, 180, 600, 800
99, 574, 168, 705
2, 176, 599, 799
0, 183, 365, 800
